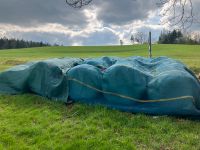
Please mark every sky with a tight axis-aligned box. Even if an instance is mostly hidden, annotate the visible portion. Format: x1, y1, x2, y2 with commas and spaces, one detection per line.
0, 0, 199, 46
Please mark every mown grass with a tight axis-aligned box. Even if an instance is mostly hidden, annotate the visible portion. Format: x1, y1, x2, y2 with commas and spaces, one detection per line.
0, 44, 200, 73
0, 44, 200, 149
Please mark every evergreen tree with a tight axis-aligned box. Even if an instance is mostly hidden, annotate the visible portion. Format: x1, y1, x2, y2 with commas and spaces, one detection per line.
0, 37, 51, 50
158, 30, 198, 44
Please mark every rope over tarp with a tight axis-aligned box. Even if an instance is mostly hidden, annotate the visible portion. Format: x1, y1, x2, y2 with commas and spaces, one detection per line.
68, 78, 195, 103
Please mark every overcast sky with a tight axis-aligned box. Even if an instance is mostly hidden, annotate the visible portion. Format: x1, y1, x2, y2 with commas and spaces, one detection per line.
0, 0, 199, 46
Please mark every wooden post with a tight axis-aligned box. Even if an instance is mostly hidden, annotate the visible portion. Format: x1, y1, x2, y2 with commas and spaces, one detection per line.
149, 31, 152, 58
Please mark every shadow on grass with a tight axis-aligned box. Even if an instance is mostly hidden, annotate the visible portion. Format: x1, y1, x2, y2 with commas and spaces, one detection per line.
1, 94, 199, 123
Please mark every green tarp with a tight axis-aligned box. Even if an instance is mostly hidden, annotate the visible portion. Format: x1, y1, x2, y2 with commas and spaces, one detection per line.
0, 58, 82, 101
0, 56, 200, 116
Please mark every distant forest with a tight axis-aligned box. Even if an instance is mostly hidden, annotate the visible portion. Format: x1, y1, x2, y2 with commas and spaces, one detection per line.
158, 30, 200, 44
0, 37, 51, 50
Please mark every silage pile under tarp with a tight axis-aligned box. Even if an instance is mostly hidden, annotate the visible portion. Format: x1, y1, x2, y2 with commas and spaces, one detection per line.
0, 56, 200, 116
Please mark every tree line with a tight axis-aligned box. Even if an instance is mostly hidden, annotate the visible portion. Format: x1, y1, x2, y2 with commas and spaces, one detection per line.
158, 30, 200, 44
0, 37, 51, 50
119, 30, 200, 45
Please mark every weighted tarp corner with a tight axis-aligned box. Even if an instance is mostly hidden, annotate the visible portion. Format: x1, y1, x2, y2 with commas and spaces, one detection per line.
0, 56, 200, 116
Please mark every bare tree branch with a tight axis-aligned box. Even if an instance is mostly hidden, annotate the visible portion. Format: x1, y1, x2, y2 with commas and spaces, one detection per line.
66, 0, 93, 8
158, 0, 194, 30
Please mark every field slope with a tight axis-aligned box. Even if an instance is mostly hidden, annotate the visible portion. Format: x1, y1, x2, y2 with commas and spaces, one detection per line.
0, 44, 200, 149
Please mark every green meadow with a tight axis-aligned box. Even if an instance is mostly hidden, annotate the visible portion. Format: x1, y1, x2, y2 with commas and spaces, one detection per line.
0, 44, 200, 149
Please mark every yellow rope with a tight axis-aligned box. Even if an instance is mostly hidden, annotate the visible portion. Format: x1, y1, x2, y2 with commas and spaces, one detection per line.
68, 78, 195, 103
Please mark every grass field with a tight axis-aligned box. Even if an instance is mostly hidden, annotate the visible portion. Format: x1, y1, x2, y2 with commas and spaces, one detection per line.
0, 44, 200, 149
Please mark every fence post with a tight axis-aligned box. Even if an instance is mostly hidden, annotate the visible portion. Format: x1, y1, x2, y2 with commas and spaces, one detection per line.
149, 31, 152, 58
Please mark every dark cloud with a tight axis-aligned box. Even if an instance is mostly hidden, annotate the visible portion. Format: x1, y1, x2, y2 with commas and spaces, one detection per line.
0, 0, 159, 26
0, 0, 87, 26
92, 0, 158, 25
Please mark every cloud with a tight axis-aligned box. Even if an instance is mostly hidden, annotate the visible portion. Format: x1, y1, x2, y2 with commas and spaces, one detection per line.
0, 0, 87, 26
1, 0, 199, 46
92, 0, 158, 25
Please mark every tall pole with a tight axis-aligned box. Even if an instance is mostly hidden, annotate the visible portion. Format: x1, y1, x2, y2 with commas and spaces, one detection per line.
149, 31, 152, 58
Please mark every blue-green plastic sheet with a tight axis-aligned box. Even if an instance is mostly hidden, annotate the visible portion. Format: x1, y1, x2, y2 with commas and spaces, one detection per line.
0, 56, 200, 116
